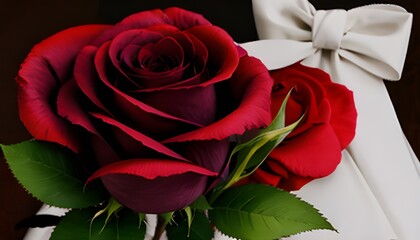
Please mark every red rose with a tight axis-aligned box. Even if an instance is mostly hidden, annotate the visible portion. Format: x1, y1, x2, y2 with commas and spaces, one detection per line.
17, 8, 273, 213
247, 63, 357, 191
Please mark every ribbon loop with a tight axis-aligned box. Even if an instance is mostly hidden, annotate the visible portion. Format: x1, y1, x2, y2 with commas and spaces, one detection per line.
250, 0, 412, 80
312, 10, 347, 50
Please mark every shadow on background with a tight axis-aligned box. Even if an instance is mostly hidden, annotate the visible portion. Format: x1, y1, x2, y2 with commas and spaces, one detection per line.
0, 1, 418, 239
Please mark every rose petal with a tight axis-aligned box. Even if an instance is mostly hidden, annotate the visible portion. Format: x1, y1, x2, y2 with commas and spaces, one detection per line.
138, 85, 217, 126
17, 25, 110, 152
90, 112, 188, 161
185, 25, 239, 87
108, 29, 164, 87
182, 139, 230, 172
324, 84, 357, 148
87, 158, 217, 213
95, 42, 204, 128
132, 32, 208, 92
269, 123, 342, 178
56, 79, 120, 166
57, 78, 99, 136
87, 158, 217, 182
74, 45, 114, 115
101, 172, 208, 213
277, 173, 315, 191
263, 160, 315, 191
164, 56, 272, 142
20, 25, 111, 83
135, 36, 187, 88
91, 9, 167, 46
164, 7, 211, 30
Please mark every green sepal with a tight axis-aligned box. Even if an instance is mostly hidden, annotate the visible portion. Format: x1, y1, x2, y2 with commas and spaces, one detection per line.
184, 207, 193, 235
208, 184, 335, 240
211, 89, 302, 200
166, 211, 213, 240
50, 208, 146, 240
190, 196, 211, 211
1, 140, 107, 208
91, 198, 123, 233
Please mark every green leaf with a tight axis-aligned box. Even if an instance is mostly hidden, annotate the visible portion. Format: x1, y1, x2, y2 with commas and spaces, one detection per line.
167, 211, 213, 240
1, 140, 107, 208
51, 208, 146, 240
208, 184, 335, 240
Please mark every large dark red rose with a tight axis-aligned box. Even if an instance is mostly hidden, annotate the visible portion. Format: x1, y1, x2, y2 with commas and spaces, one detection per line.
245, 63, 357, 191
17, 8, 273, 213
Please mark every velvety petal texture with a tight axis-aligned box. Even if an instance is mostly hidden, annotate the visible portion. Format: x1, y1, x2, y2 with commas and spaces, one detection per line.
248, 63, 357, 191
17, 25, 112, 152
17, 7, 273, 213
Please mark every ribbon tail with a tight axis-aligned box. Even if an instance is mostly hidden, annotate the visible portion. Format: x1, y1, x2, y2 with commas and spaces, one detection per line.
322, 58, 420, 240
240, 40, 316, 70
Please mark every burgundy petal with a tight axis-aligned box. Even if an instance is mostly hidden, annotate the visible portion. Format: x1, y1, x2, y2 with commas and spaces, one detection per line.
164, 7, 211, 30
182, 139, 230, 172
185, 25, 239, 87
95, 42, 202, 127
17, 25, 111, 152
132, 32, 208, 92
138, 85, 217, 126
90, 112, 188, 161
164, 56, 272, 142
74, 45, 113, 115
135, 36, 187, 88
101, 172, 208, 213
108, 29, 164, 86
87, 159, 217, 213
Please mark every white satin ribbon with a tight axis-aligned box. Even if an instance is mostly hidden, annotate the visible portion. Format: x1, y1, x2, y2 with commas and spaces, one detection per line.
241, 0, 420, 239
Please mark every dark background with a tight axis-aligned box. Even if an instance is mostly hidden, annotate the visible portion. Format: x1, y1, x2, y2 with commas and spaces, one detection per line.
1, 1, 418, 239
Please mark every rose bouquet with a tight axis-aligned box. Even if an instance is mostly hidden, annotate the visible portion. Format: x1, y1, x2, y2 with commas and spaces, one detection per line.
1, 8, 356, 240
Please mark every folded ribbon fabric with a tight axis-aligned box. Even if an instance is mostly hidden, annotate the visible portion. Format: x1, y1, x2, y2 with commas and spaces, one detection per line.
242, 0, 420, 239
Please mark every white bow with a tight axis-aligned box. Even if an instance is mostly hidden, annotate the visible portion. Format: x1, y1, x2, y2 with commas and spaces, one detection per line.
241, 0, 420, 239
245, 0, 412, 81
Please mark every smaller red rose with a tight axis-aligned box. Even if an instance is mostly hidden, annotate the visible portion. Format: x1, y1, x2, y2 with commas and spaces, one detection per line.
247, 63, 357, 191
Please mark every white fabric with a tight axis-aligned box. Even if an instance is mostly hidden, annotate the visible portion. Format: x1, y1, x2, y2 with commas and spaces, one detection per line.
24, 1, 420, 240
242, 0, 420, 239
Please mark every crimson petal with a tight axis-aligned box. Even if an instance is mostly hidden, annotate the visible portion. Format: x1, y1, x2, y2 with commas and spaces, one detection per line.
324, 84, 357, 148
91, 9, 167, 46
17, 25, 111, 152
164, 7, 211, 30
87, 159, 217, 182
269, 124, 342, 178
57, 79, 99, 136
